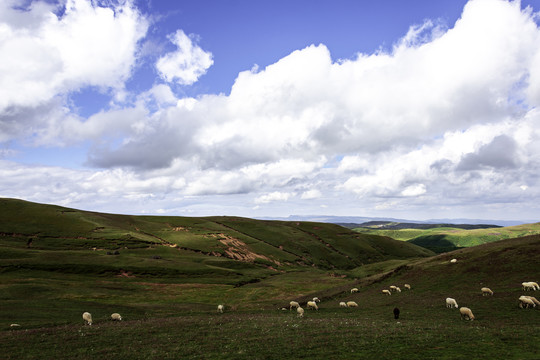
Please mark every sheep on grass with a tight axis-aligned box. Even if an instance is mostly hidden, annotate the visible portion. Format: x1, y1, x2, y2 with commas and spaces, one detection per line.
351, 288, 358, 294
289, 301, 300, 311
446, 298, 458, 308
307, 301, 319, 310
459, 307, 475, 321
217, 305, 224, 313
393, 307, 400, 319
111, 313, 122, 321
481, 287, 493, 296
297, 307, 304, 318
519, 296, 536, 309
404, 284, 411, 290
346, 301, 358, 308
82, 312, 93, 326
522, 296, 540, 307
522, 282, 539, 291
339, 301, 347, 308
382, 289, 391, 295
313, 297, 321, 303
450, 258, 457, 263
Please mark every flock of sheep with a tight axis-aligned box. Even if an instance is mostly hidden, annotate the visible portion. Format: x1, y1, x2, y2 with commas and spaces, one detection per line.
77, 260, 538, 325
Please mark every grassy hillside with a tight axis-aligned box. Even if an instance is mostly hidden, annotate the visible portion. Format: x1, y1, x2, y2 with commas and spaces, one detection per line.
353, 222, 540, 253
2, 232, 539, 359
0, 198, 433, 329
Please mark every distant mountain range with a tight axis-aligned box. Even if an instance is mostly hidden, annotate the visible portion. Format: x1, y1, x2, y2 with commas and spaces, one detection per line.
258, 215, 532, 227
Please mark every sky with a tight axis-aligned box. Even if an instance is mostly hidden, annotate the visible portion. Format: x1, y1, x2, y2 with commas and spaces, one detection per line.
1, 0, 540, 223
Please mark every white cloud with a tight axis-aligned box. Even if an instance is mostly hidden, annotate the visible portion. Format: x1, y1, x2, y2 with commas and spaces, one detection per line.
255, 191, 293, 204
401, 184, 427, 197
0, 0, 148, 113
156, 30, 214, 85
301, 189, 322, 200
3, 0, 540, 222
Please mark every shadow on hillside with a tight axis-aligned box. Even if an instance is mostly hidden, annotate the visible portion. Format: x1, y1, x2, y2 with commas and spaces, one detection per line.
408, 235, 464, 254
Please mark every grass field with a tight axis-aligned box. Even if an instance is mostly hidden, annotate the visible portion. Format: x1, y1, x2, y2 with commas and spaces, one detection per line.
1, 199, 539, 359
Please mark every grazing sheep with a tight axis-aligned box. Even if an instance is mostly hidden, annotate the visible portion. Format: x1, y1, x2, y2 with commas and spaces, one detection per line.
446, 298, 458, 308
450, 258, 457, 263
110, 313, 122, 321
307, 301, 319, 310
281, 308, 288, 311
82, 312, 93, 326
481, 287, 493, 296
395, 287, 401, 293
10, 324, 21, 327
393, 307, 400, 319
351, 288, 359, 294
313, 297, 321, 303
297, 307, 304, 318
289, 301, 300, 311
339, 301, 348, 308
346, 301, 358, 308
522, 282, 535, 291
519, 296, 536, 309
382, 289, 392, 295
389, 285, 398, 291
404, 284, 411, 290
522, 296, 540, 307
217, 305, 224, 313
459, 307, 475, 321
522, 282, 539, 291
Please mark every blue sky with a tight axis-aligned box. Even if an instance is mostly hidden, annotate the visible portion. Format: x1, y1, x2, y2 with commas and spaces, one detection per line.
1, 0, 540, 222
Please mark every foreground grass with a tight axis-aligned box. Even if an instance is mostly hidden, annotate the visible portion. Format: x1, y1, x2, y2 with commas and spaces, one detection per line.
2, 307, 539, 360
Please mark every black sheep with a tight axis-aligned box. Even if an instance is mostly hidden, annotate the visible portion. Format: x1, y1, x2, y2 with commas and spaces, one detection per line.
393, 307, 400, 319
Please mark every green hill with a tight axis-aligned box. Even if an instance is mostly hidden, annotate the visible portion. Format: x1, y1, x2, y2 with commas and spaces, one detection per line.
353, 222, 540, 253
0, 198, 433, 328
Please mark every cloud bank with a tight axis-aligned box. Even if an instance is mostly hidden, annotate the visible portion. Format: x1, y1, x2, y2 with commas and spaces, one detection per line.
1, 0, 540, 221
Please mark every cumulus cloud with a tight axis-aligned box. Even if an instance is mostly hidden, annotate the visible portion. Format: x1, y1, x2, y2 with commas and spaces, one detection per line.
3, 0, 540, 221
156, 29, 214, 85
0, 0, 148, 113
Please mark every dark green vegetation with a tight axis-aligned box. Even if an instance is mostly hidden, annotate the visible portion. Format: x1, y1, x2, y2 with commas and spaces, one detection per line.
1, 198, 539, 359
354, 221, 540, 253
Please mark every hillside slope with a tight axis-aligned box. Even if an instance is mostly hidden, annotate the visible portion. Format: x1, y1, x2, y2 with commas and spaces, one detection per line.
353, 222, 540, 253
0, 198, 433, 271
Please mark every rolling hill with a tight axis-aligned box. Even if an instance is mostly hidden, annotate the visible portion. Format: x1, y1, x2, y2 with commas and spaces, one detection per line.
353, 221, 540, 253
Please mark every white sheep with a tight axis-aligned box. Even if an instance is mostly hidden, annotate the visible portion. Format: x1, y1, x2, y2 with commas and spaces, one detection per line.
459, 307, 474, 321
450, 258, 457, 263
313, 297, 321, 303
297, 306, 304, 318
10, 324, 21, 327
82, 312, 93, 326
481, 287, 493, 296
522, 296, 540, 307
217, 305, 224, 313
389, 285, 397, 291
519, 296, 536, 308
351, 288, 359, 293
339, 301, 347, 308
110, 313, 122, 321
446, 298, 458, 308
522, 281, 539, 291
289, 301, 300, 310
404, 284, 411, 290
382, 289, 392, 295
395, 287, 401, 293
307, 301, 319, 310
346, 301, 358, 308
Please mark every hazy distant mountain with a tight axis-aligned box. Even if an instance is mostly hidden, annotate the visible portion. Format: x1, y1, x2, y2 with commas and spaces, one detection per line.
258, 215, 529, 227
